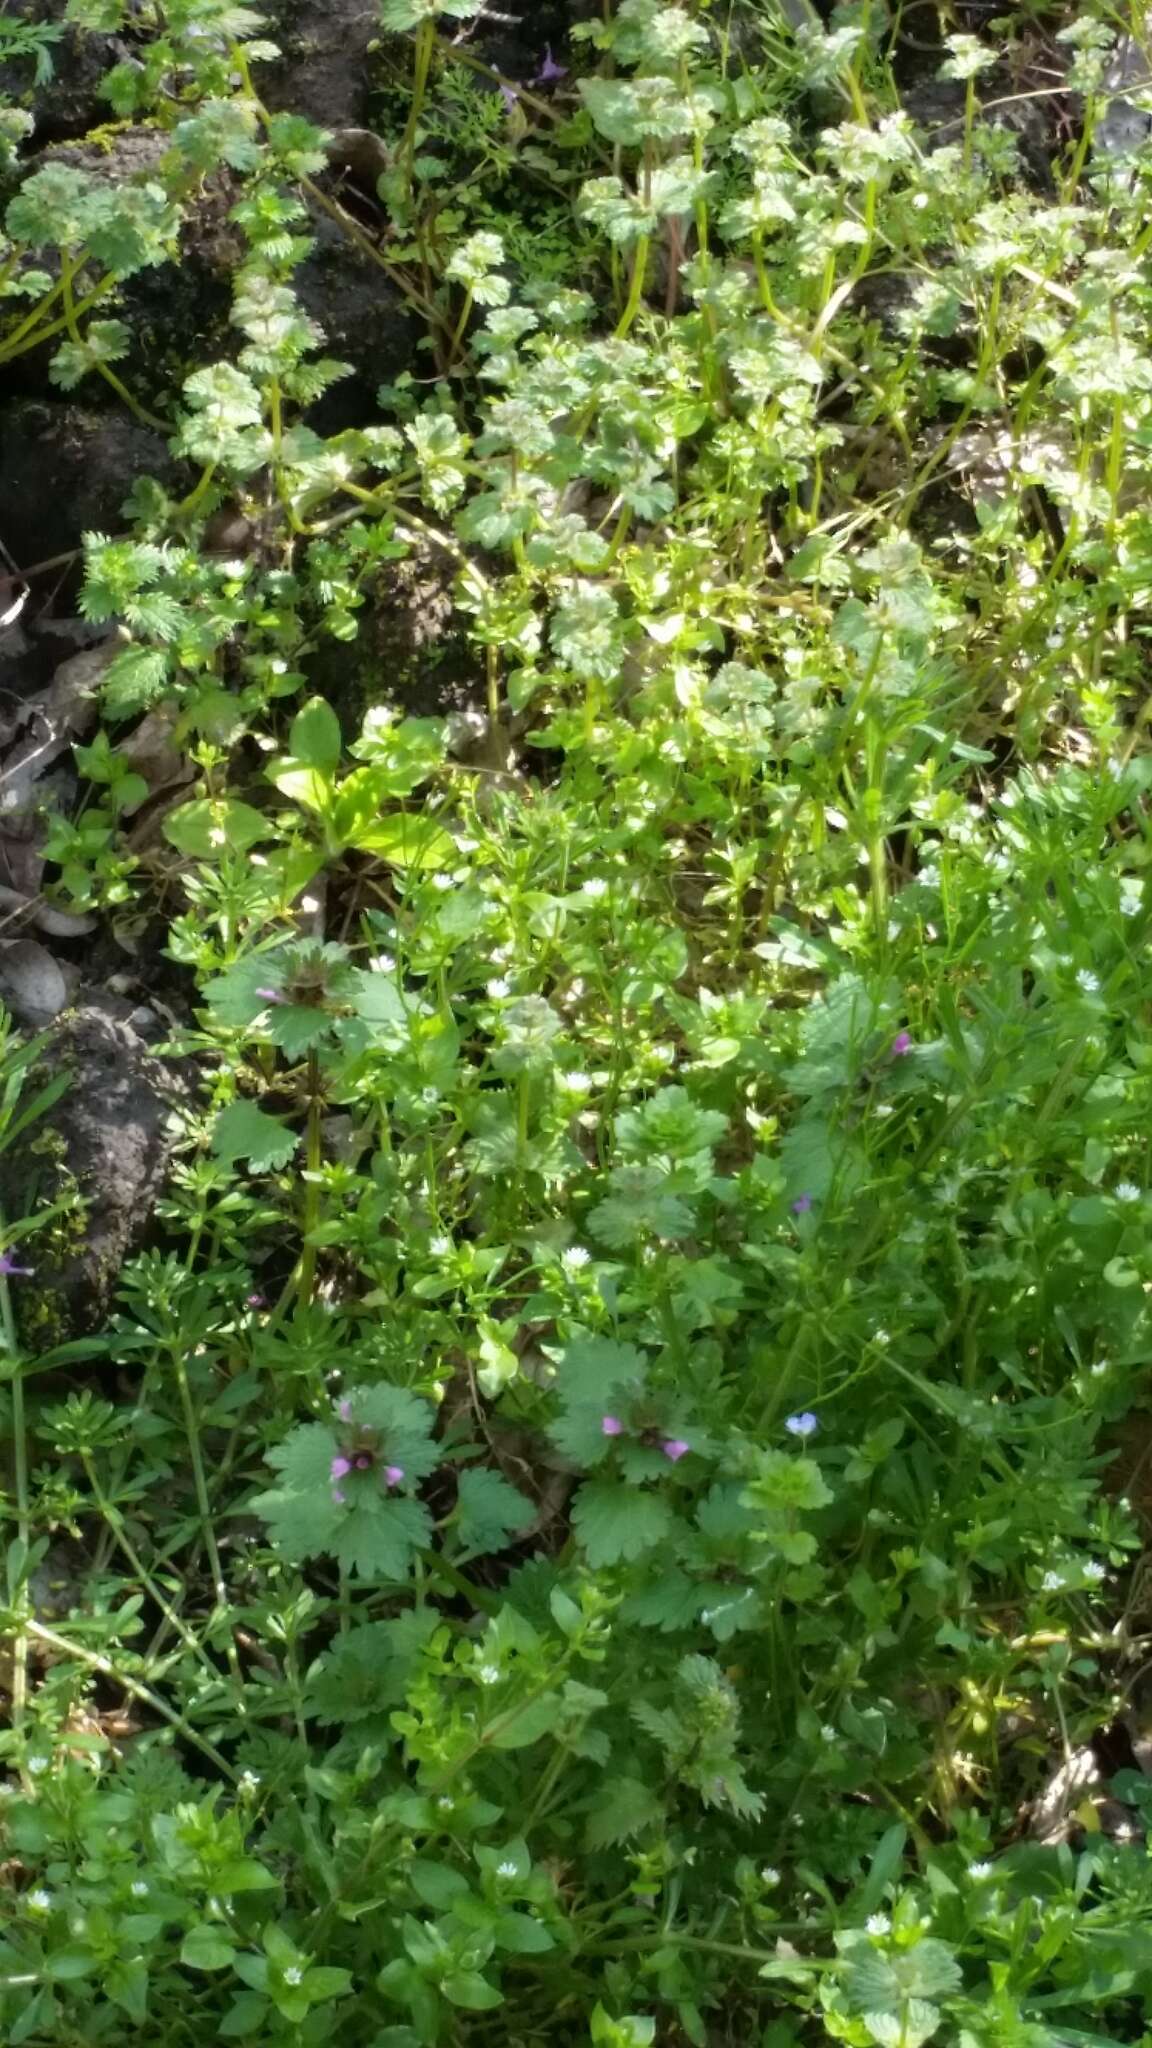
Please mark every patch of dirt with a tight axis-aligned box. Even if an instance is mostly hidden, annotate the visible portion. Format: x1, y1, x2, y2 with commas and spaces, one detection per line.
0, 0, 121, 149
305, 534, 476, 720
260, 0, 380, 131
294, 211, 416, 434
0, 399, 177, 586
4, 1006, 181, 1344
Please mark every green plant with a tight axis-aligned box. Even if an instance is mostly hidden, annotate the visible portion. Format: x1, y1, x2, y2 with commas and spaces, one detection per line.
7, 0, 1152, 2042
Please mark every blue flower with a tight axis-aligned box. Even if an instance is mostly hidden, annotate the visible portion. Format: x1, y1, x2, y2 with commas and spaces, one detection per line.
785, 1412, 819, 1438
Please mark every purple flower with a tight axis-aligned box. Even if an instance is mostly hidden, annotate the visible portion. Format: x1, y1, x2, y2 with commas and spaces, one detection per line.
601, 1415, 624, 1437
331, 1455, 352, 1482
785, 1412, 819, 1438
534, 45, 568, 85
255, 985, 287, 1006
332, 1487, 345, 1505
662, 1438, 691, 1463
337, 1398, 352, 1422
791, 1193, 812, 1215
499, 81, 520, 111
0, 1253, 32, 1278
890, 1030, 912, 1057
246, 1291, 265, 1309
384, 1464, 405, 1488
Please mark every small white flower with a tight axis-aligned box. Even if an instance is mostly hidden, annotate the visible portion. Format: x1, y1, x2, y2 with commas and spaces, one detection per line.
967, 1861, 994, 1880
1083, 1560, 1107, 1582
282, 1965, 304, 1987
130, 1880, 149, 1898
557, 1070, 592, 1094
866, 1913, 890, 1936
368, 952, 395, 973
1076, 969, 1100, 993
497, 1860, 518, 1878
429, 1235, 452, 1257
487, 977, 510, 999
26, 1890, 52, 1914
561, 1246, 591, 1274
1115, 1182, 1141, 1203
581, 877, 609, 899
1041, 1570, 1065, 1592
421, 1086, 440, 1105
1090, 1359, 1109, 1376
820, 1723, 837, 1742
25, 1756, 49, 1776
478, 1664, 501, 1686
760, 1866, 780, 1887
433, 873, 454, 892
238, 1770, 260, 1793
437, 1796, 455, 1812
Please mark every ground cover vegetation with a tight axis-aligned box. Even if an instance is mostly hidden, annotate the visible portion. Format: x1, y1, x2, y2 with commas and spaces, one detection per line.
3, 0, 1152, 2040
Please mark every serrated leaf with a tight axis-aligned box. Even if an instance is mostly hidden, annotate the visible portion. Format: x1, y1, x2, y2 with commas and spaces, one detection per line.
455, 1468, 535, 1552
584, 1775, 664, 1849
211, 1099, 298, 1172
865, 2002, 941, 2048
571, 1482, 673, 1568
101, 645, 171, 716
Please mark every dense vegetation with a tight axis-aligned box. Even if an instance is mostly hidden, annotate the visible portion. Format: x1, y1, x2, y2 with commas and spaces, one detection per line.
4, 0, 1152, 2040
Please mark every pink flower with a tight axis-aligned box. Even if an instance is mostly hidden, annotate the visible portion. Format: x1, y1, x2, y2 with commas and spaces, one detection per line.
246, 1291, 265, 1308
601, 1415, 624, 1437
331, 1455, 352, 1482
255, 985, 287, 1005
890, 1030, 912, 1057
662, 1439, 690, 1463
384, 1465, 405, 1488
337, 1398, 352, 1422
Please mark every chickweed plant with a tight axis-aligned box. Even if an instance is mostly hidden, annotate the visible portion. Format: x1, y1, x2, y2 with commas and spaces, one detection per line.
4, 0, 1152, 2040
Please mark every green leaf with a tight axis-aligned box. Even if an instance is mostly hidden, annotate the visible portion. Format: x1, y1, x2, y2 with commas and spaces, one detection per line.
864, 2003, 941, 2048
486, 1691, 560, 1750
571, 1483, 673, 1568
164, 798, 273, 858
455, 1468, 535, 1552
355, 814, 457, 869
409, 1860, 471, 1909
441, 1970, 503, 2011
211, 1099, 299, 1173
181, 1926, 238, 1971
101, 645, 171, 717
584, 1775, 664, 1849
290, 696, 343, 773
493, 1912, 554, 1955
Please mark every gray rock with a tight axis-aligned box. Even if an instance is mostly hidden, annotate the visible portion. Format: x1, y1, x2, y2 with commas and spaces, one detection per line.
1096, 27, 1152, 159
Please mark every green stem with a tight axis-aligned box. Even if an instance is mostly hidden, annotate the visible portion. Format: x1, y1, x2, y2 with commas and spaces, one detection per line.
0, 1241, 29, 1758
298, 1048, 323, 1305
25, 1618, 236, 1779
615, 234, 651, 338
401, 17, 436, 198
172, 1344, 228, 1615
